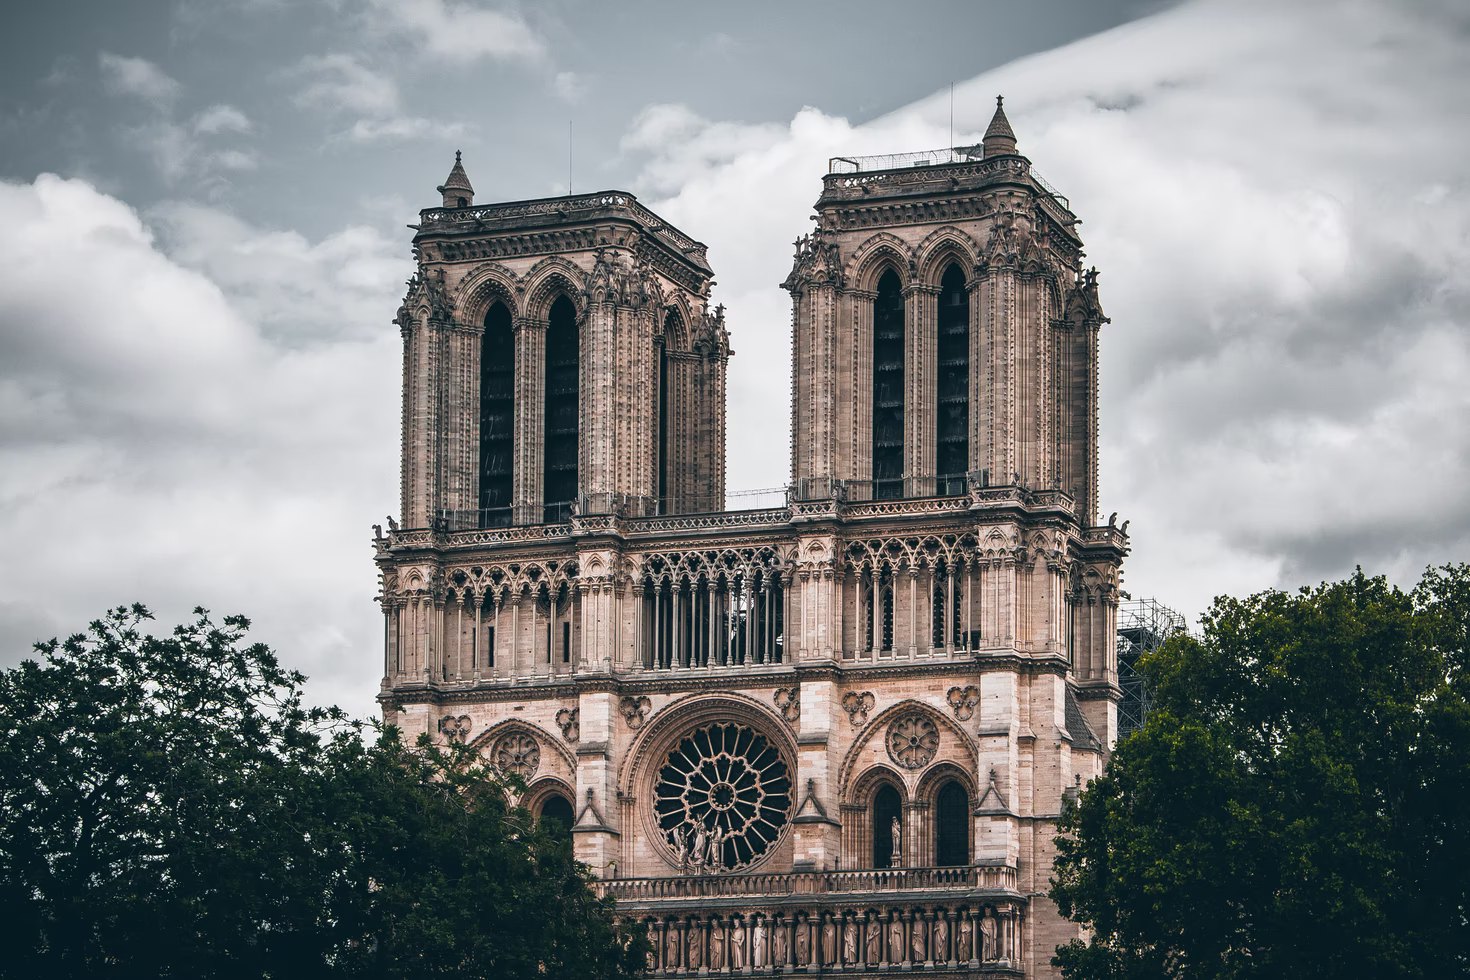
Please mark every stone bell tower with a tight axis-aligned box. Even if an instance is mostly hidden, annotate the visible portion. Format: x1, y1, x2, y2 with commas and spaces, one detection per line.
395, 154, 731, 530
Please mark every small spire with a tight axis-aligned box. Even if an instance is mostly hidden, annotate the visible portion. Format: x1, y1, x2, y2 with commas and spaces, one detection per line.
983, 95, 1018, 157
436, 150, 474, 207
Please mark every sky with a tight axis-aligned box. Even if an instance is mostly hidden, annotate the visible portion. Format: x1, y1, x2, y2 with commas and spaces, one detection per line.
1, 0, 1466, 718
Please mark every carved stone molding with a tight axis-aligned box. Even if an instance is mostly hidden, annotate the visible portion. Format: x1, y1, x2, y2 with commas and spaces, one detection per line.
620, 695, 653, 729
886, 714, 939, 770
773, 687, 801, 725
556, 707, 580, 743
946, 686, 980, 722
842, 691, 875, 728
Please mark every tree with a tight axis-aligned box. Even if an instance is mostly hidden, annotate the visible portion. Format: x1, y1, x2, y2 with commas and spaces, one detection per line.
0, 605, 647, 979
1050, 567, 1470, 980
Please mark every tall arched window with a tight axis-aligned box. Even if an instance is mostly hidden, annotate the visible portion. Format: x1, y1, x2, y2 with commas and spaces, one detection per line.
479, 301, 513, 527
873, 784, 903, 868
658, 310, 679, 510
539, 793, 575, 842
872, 269, 905, 499
936, 262, 969, 493
543, 295, 578, 522
935, 780, 970, 866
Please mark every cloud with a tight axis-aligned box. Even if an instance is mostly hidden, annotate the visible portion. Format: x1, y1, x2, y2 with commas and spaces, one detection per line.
553, 70, 585, 104
621, 0, 1470, 622
293, 53, 401, 116
291, 53, 469, 145
363, 0, 545, 63
193, 104, 252, 135
99, 52, 181, 106
341, 116, 469, 143
0, 174, 408, 717
97, 61, 255, 187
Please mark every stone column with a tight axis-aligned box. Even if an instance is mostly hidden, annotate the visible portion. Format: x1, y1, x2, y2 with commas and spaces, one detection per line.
512, 315, 546, 525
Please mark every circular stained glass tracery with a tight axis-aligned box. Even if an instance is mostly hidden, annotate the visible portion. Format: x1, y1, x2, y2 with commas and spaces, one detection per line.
654, 722, 792, 871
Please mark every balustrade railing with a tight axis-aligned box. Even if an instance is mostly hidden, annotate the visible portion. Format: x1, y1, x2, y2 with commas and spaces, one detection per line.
598, 864, 1016, 902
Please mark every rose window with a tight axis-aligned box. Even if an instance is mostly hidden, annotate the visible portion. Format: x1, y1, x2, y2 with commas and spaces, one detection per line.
493, 732, 540, 778
887, 713, 939, 769
654, 723, 792, 871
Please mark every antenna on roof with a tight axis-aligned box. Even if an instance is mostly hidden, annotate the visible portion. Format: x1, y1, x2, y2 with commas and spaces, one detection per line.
569, 120, 573, 195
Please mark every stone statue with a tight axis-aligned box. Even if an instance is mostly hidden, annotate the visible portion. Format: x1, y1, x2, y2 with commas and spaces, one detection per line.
981, 912, 997, 961
706, 823, 724, 872
794, 918, 810, 965
665, 927, 681, 970
771, 918, 788, 967
646, 923, 659, 970
866, 917, 882, 965
911, 916, 927, 963
669, 827, 689, 871
843, 916, 858, 964
934, 915, 950, 963
821, 916, 837, 965
958, 916, 974, 962
752, 918, 767, 968
891, 815, 903, 867
690, 824, 708, 872
710, 919, 726, 971
687, 924, 702, 970
729, 919, 746, 970
888, 917, 903, 963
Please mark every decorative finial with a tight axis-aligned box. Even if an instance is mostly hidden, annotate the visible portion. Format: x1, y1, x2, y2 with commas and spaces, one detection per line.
455, 149, 461, 163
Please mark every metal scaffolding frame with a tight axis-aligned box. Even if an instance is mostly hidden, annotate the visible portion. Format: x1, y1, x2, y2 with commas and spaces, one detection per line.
1115, 598, 1186, 741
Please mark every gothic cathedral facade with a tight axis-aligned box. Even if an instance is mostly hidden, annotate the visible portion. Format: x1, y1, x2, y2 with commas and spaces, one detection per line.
375, 100, 1127, 978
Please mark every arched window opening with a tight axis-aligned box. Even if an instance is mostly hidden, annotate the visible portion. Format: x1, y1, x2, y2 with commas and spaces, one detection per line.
873, 784, 903, 868
658, 311, 677, 510
479, 301, 513, 527
937, 262, 970, 493
932, 567, 947, 648
872, 269, 905, 500
935, 780, 970, 866
539, 793, 575, 842
543, 295, 578, 523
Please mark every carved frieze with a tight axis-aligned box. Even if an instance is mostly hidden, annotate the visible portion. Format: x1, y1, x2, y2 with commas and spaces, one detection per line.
886, 713, 939, 770
438, 714, 472, 741
841, 691, 875, 728
493, 732, 540, 778
620, 695, 653, 729
773, 687, 801, 725
556, 707, 580, 743
946, 686, 980, 722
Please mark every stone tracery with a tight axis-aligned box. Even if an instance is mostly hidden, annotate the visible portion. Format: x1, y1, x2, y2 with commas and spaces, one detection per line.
653, 722, 793, 872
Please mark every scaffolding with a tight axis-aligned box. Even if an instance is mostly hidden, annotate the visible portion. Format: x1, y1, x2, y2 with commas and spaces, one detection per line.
1115, 598, 1186, 741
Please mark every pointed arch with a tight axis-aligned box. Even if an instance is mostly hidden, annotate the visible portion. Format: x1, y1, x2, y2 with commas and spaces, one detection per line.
936, 260, 970, 485
872, 267, 905, 499
543, 294, 579, 520
454, 261, 522, 325
479, 298, 514, 523
845, 232, 915, 292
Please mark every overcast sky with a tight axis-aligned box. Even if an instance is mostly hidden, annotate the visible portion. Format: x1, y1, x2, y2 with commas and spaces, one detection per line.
1, 0, 1466, 717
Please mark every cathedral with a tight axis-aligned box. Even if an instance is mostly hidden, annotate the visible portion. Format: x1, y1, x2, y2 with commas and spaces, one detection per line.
374, 97, 1126, 978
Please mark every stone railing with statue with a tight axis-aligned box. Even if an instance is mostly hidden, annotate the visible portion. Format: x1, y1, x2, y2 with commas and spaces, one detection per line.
626, 898, 1026, 976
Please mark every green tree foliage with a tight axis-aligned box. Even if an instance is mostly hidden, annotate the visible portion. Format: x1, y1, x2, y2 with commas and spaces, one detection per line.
1050, 567, 1470, 980
0, 605, 647, 979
